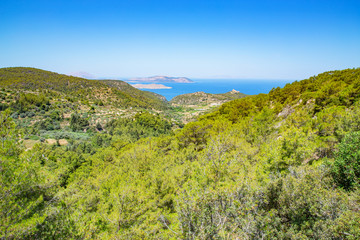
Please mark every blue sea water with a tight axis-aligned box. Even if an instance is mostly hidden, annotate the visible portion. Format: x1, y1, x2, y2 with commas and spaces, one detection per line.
129, 79, 294, 101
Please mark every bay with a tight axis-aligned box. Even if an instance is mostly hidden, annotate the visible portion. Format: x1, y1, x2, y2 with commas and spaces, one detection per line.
128, 79, 294, 101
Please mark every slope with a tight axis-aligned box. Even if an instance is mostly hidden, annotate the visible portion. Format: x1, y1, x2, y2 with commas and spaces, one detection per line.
101, 79, 168, 109
0, 67, 169, 110
170, 89, 247, 106
2, 68, 360, 239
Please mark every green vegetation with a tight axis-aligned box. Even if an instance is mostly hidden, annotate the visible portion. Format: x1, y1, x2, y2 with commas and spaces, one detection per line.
70, 113, 90, 132
102, 80, 168, 110
331, 131, 360, 190
170, 90, 247, 123
1, 68, 360, 239
0, 67, 168, 110
170, 90, 247, 106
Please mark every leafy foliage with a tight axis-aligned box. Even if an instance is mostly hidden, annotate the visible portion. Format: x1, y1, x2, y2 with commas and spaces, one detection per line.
0, 110, 77, 239
0, 109, 22, 156
70, 113, 90, 132
0, 67, 169, 110
332, 131, 360, 190
2, 68, 360, 239
170, 90, 247, 105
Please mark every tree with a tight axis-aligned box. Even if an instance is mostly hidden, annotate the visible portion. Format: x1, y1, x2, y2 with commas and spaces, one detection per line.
0, 113, 76, 238
0, 110, 47, 238
0, 109, 22, 156
331, 131, 360, 190
70, 113, 89, 132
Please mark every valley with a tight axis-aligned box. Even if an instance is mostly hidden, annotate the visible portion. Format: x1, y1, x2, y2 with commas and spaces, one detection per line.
1, 67, 360, 239
2, 0, 358, 239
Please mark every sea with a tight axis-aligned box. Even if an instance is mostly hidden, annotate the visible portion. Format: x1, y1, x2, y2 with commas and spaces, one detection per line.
127, 79, 295, 101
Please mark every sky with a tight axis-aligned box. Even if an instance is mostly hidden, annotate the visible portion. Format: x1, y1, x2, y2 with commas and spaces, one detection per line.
1, 0, 359, 80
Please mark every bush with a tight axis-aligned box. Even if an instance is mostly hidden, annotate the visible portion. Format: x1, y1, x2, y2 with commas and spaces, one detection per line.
96, 122, 103, 131
0, 103, 8, 111
70, 113, 89, 132
27, 111, 35, 118
10, 111, 27, 119
49, 110, 62, 120
331, 131, 360, 190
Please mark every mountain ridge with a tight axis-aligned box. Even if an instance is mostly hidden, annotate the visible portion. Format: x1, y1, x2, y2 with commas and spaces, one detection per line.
0, 67, 169, 110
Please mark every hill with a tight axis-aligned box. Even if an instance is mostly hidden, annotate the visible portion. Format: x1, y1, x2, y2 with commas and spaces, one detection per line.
2, 68, 360, 239
169, 89, 247, 123
101, 79, 168, 108
0, 67, 169, 110
170, 89, 247, 106
210, 68, 360, 123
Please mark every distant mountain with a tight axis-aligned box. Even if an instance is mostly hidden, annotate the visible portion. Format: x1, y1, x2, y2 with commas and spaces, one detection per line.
128, 75, 194, 83
170, 89, 247, 106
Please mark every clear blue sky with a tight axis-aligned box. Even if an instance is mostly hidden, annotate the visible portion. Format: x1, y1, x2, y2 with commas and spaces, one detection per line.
1, 0, 359, 80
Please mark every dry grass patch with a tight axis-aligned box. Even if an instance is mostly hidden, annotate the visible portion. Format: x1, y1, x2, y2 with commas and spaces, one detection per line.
46, 139, 57, 145
58, 139, 68, 146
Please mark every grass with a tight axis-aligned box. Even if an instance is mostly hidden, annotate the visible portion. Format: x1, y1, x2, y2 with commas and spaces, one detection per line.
23, 139, 39, 149
39, 130, 91, 140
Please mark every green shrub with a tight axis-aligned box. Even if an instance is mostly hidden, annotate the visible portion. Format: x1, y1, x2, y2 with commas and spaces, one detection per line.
27, 111, 35, 117
70, 113, 89, 132
0, 103, 8, 111
331, 131, 360, 190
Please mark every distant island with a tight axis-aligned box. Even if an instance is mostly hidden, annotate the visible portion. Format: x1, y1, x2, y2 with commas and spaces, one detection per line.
128, 75, 194, 83
131, 83, 172, 89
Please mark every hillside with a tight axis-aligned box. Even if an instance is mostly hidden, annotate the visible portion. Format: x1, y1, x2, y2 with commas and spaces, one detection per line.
170, 89, 247, 105
170, 89, 247, 123
0, 67, 169, 110
210, 68, 360, 123
2, 68, 360, 239
101, 79, 168, 108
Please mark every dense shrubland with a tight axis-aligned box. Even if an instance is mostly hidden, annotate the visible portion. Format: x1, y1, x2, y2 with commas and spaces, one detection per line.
0, 67, 168, 110
1, 68, 360, 239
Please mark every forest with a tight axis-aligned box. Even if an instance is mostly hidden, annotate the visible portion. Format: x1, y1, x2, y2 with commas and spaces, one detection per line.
1, 67, 360, 239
